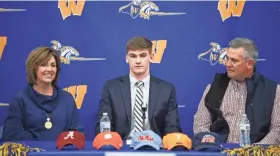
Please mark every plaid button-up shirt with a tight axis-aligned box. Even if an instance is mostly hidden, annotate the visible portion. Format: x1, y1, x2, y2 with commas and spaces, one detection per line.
193, 79, 280, 144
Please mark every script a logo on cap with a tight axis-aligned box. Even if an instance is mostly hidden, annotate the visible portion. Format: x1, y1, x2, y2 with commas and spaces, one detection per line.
138, 135, 154, 141
201, 135, 215, 143
64, 131, 75, 140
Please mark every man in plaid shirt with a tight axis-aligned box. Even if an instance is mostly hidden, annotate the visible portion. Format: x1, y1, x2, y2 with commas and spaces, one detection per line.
193, 38, 280, 144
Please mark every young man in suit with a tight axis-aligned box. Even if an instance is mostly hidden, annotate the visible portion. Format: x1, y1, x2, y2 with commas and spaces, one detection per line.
95, 36, 181, 139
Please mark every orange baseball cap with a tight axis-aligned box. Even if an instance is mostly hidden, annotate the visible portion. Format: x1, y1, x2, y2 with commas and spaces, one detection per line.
163, 133, 192, 150
93, 132, 123, 150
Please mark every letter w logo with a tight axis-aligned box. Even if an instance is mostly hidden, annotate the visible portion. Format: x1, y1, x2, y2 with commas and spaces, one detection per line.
218, 0, 246, 22
63, 85, 87, 109
0, 36, 7, 60
58, 0, 86, 20
151, 40, 167, 64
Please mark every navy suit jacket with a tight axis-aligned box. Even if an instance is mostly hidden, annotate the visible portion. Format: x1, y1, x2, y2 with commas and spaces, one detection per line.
95, 75, 181, 139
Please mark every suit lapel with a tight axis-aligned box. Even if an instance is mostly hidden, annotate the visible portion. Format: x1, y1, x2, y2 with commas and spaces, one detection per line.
148, 76, 160, 124
120, 75, 132, 125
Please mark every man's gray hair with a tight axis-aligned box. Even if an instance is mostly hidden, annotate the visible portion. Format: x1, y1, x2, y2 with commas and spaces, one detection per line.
229, 38, 258, 63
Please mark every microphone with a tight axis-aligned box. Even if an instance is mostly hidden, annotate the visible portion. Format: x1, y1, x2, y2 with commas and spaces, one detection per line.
141, 103, 147, 128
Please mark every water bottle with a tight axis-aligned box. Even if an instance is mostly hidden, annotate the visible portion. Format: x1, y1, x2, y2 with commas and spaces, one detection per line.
100, 112, 111, 133
239, 114, 251, 147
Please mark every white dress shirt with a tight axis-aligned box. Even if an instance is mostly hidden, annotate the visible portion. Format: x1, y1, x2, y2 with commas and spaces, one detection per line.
128, 74, 150, 138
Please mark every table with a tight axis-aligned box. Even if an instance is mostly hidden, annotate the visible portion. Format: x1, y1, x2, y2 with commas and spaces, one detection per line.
0, 141, 240, 156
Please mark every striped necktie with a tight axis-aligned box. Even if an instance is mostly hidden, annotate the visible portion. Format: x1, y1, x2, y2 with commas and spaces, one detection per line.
133, 80, 144, 132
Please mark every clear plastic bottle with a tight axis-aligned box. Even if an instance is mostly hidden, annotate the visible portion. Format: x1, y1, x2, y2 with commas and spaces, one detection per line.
100, 112, 111, 132
239, 114, 251, 147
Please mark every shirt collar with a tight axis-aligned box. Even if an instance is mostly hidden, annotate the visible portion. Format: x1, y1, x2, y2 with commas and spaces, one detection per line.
230, 79, 246, 91
129, 74, 150, 89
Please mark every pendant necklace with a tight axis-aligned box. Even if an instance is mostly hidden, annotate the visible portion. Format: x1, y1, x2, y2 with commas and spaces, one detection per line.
45, 113, 52, 129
